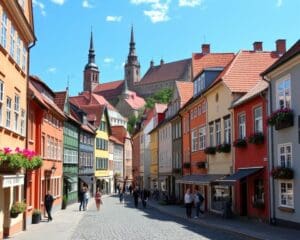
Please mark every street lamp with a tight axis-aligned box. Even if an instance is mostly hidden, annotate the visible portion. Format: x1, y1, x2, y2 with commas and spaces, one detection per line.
51, 163, 56, 175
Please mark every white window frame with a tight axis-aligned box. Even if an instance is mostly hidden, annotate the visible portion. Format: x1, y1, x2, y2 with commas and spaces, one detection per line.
14, 95, 20, 132
215, 120, 221, 145
279, 181, 294, 208
191, 128, 198, 152
238, 113, 246, 138
198, 126, 206, 150
6, 97, 11, 129
276, 75, 291, 109
224, 117, 231, 144
10, 24, 15, 58
254, 106, 263, 133
0, 81, 3, 126
1, 12, 7, 48
16, 35, 21, 65
209, 123, 214, 146
22, 45, 27, 71
278, 143, 292, 168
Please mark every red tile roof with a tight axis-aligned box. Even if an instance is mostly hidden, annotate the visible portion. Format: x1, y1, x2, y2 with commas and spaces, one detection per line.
111, 125, 128, 143
77, 104, 105, 128
109, 135, 123, 145
54, 91, 67, 111
262, 39, 300, 75
212, 50, 279, 93
124, 91, 145, 110
176, 81, 193, 107
93, 80, 124, 101
192, 53, 235, 78
140, 58, 191, 84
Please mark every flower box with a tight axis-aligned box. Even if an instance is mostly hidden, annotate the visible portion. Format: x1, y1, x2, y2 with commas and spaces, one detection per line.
216, 143, 231, 153
267, 108, 294, 130
271, 167, 294, 179
248, 132, 264, 145
196, 161, 206, 169
10, 201, 26, 218
32, 209, 41, 224
183, 162, 191, 169
233, 138, 247, 148
204, 146, 216, 155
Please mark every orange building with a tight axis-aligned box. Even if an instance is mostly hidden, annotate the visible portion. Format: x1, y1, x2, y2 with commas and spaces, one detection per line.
0, 1, 35, 238
27, 76, 65, 222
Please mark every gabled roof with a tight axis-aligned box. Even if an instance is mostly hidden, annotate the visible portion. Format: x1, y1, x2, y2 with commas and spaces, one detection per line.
54, 91, 67, 111
93, 80, 124, 101
140, 58, 191, 84
123, 91, 145, 110
111, 125, 128, 144
262, 39, 300, 76
192, 53, 235, 78
211, 50, 279, 93
176, 81, 193, 107
232, 80, 268, 108
75, 104, 105, 128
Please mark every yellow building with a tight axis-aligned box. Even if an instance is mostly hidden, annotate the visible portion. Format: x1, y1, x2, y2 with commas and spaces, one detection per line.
0, 1, 35, 238
149, 128, 158, 190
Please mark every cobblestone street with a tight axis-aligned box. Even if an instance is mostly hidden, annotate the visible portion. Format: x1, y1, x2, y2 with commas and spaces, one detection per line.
71, 195, 245, 240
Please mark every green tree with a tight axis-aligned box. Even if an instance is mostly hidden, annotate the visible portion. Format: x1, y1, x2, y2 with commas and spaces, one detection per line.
145, 88, 172, 109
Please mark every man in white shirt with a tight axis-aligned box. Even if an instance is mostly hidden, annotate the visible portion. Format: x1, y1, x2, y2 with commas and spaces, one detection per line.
184, 188, 193, 218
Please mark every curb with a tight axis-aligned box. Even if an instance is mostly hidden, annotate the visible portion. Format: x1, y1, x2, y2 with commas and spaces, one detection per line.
147, 202, 265, 240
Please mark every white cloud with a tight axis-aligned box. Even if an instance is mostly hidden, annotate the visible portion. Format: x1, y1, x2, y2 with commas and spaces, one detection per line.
47, 67, 57, 73
33, 0, 46, 16
179, 0, 202, 7
51, 0, 65, 5
82, 0, 94, 8
103, 58, 114, 64
106, 16, 123, 22
130, 0, 171, 23
276, 0, 283, 7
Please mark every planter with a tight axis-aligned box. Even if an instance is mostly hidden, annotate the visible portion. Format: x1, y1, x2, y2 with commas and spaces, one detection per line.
10, 211, 19, 218
248, 132, 264, 145
233, 138, 247, 148
32, 213, 41, 224
267, 108, 294, 130
275, 115, 294, 130
204, 146, 216, 155
271, 167, 294, 179
216, 143, 231, 153
0, 161, 22, 174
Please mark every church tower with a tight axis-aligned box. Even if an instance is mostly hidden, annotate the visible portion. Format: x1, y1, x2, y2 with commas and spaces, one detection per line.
124, 26, 141, 91
83, 31, 100, 92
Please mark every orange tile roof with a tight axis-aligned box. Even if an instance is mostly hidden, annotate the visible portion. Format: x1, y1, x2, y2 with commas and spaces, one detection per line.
111, 125, 128, 143
176, 81, 193, 107
124, 91, 145, 110
192, 53, 235, 78
93, 80, 124, 101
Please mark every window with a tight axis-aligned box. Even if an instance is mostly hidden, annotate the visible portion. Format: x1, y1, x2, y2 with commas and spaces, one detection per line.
238, 113, 246, 138
0, 81, 3, 126
1, 12, 7, 48
278, 143, 292, 168
254, 179, 264, 203
209, 123, 214, 146
96, 157, 108, 170
6, 97, 11, 128
20, 109, 25, 135
14, 95, 20, 132
22, 45, 26, 71
276, 77, 291, 109
16, 36, 21, 65
215, 120, 221, 145
254, 107, 263, 133
199, 126, 206, 150
191, 129, 198, 152
202, 102, 206, 113
224, 117, 231, 144
10, 25, 15, 58
279, 181, 294, 208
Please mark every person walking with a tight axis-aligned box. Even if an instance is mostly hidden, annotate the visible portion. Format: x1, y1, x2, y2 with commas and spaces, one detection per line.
141, 189, 149, 208
95, 188, 102, 211
79, 186, 85, 211
194, 187, 204, 218
84, 185, 90, 210
129, 185, 133, 195
44, 190, 54, 222
184, 188, 193, 218
133, 187, 139, 208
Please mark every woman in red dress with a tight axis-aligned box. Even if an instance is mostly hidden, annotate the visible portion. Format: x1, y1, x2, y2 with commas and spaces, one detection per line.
95, 188, 102, 211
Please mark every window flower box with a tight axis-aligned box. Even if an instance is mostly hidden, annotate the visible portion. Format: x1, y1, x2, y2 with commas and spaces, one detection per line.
204, 146, 216, 155
196, 161, 206, 169
267, 108, 294, 130
10, 201, 26, 218
216, 143, 231, 153
233, 138, 247, 148
183, 162, 191, 169
248, 132, 264, 145
271, 167, 294, 179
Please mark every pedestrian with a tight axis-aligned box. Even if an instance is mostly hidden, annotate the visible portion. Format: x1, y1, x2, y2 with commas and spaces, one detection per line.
84, 185, 90, 210
95, 188, 103, 211
129, 184, 133, 195
44, 190, 54, 222
141, 189, 148, 208
79, 186, 85, 211
184, 188, 193, 218
194, 187, 204, 218
119, 189, 124, 203
133, 187, 139, 208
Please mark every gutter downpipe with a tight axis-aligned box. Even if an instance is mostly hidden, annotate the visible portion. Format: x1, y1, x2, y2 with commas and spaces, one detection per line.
262, 75, 276, 225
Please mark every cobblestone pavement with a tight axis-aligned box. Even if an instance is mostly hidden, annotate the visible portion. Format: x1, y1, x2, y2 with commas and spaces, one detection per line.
71, 195, 247, 240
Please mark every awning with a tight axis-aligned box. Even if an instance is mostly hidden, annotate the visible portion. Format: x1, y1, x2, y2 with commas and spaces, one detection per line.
79, 175, 94, 185
176, 174, 225, 185
216, 167, 263, 185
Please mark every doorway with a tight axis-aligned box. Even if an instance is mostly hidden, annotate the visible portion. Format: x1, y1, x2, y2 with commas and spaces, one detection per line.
240, 181, 248, 216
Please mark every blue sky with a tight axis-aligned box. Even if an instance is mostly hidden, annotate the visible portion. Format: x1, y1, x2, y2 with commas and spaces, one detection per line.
31, 0, 299, 96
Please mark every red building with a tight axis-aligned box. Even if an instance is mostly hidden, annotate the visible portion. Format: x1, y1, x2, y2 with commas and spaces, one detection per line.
26, 76, 65, 223
230, 80, 269, 221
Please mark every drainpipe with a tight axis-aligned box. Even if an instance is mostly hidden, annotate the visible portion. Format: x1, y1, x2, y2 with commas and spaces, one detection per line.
262, 76, 276, 225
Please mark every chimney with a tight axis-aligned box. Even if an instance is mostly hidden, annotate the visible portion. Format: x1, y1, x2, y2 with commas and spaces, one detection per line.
160, 59, 164, 66
276, 39, 286, 56
150, 60, 154, 68
253, 41, 263, 51
201, 44, 210, 55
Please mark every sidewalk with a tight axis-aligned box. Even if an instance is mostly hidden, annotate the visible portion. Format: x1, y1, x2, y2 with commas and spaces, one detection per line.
10, 195, 109, 240
147, 200, 300, 240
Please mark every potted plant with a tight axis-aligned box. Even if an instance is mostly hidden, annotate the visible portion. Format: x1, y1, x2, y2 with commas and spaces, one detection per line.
62, 195, 68, 209
183, 162, 191, 169
196, 161, 206, 169
10, 201, 26, 218
271, 167, 294, 179
204, 146, 216, 155
32, 209, 41, 224
248, 132, 264, 145
267, 108, 294, 130
233, 138, 247, 148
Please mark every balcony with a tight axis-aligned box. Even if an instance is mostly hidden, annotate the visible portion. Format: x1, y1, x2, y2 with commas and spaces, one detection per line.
267, 108, 294, 130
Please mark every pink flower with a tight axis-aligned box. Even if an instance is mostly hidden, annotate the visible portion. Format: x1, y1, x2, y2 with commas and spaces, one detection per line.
4, 147, 11, 155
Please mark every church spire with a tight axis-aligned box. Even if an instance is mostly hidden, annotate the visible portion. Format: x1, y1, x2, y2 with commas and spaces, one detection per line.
88, 30, 95, 64
128, 25, 137, 59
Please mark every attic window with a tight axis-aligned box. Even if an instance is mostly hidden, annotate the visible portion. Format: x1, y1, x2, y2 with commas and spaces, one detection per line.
215, 93, 219, 102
